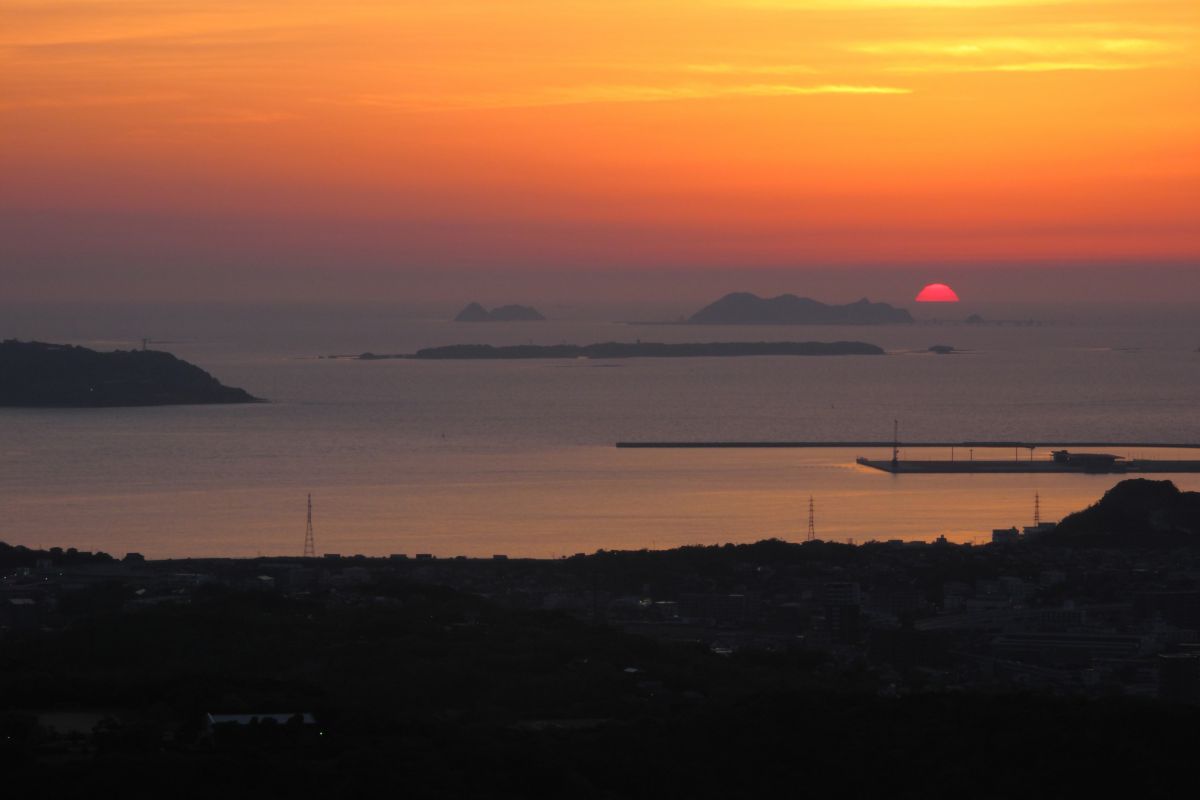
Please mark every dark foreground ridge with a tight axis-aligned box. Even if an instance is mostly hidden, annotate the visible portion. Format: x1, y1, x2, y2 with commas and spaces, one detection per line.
405, 341, 884, 359
4, 479, 1200, 794
1043, 478, 1200, 545
688, 292, 914, 325
7, 482, 1200, 796
0, 340, 262, 407
454, 302, 546, 322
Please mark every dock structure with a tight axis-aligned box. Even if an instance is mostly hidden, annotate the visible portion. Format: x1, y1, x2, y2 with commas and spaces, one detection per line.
615, 441, 1200, 474
615, 441, 1200, 450
854, 458, 1200, 475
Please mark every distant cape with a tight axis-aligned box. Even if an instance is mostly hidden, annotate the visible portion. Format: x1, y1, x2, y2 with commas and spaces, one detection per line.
688, 293, 913, 325
454, 303, 546, 322
0, 340, 263, 407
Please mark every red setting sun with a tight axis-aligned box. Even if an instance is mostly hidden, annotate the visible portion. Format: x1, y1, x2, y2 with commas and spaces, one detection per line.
915, 283, 960, 302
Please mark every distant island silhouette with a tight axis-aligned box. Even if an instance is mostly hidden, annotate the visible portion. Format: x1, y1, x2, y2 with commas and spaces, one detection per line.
0, 340, 262, 407
454, 302, 546, 322
688, 292, 913, 325
352, 341, 884, 360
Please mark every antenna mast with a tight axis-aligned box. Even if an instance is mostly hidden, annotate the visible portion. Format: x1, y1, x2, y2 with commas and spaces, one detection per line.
807, 496, 816, 542
1034, 492, 1041, 527
303, 493, 316, 558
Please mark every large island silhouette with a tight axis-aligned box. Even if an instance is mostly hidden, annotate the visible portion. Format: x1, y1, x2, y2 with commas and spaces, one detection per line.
454, 302, 546, 322
689, 292, 914, 324
353, 340, 885, 360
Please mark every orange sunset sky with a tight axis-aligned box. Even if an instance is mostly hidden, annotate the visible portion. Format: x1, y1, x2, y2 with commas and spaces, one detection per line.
2, 1, 1198, 302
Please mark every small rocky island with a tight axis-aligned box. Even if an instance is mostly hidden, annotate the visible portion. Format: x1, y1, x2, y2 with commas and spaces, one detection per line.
407, 341, 884, 359
454, 303, 546, 322
0, 340, 262, 407
688, 292, 913, 325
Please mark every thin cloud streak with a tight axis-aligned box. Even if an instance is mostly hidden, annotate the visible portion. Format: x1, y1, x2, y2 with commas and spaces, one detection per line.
729, 1, 1130, 9
850, 32, 1190, 74
852, 37, 1181, 57
0, 92, 185, 111
884, 60, 1161, 73
352, 83, 913, 112
683, 63, 819, 75
170, 109, 298, 125
985, 60, 1157, 72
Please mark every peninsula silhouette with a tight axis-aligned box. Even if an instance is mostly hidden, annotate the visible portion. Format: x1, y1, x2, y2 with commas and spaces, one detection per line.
0, 340, 262, 407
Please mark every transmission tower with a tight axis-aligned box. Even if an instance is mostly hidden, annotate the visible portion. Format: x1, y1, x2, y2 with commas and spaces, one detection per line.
807, 496, 816, 542
303, 493, 316, 558
891, 419, 900, 467
1033, 491, 1041, 527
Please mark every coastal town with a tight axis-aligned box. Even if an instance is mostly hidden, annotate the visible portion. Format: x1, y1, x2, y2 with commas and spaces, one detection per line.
5, 485, 1200, 791
7, 480, 1200, 704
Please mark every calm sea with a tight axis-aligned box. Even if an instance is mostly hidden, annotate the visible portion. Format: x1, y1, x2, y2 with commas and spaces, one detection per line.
3, 304, 1199, 558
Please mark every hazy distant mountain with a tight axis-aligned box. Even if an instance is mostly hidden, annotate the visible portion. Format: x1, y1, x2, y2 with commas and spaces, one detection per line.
0, 340, 262, 407
1043, 479, 1200, 546
688, 293, 913, 325
454, 302, 491, 322
454, 303, 546, 322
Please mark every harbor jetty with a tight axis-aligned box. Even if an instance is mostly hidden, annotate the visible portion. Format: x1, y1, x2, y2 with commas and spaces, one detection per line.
614, 441, 1200, 474
616, 440, 1200, 450
854, 455, 1200, 475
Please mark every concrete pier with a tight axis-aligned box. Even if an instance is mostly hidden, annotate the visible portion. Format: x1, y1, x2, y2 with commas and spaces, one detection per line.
854, 458, 1200, 474
615, 441, 1200, 450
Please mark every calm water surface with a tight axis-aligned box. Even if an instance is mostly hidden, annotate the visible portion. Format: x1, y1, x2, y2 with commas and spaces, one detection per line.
3, 307, 1199, 557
